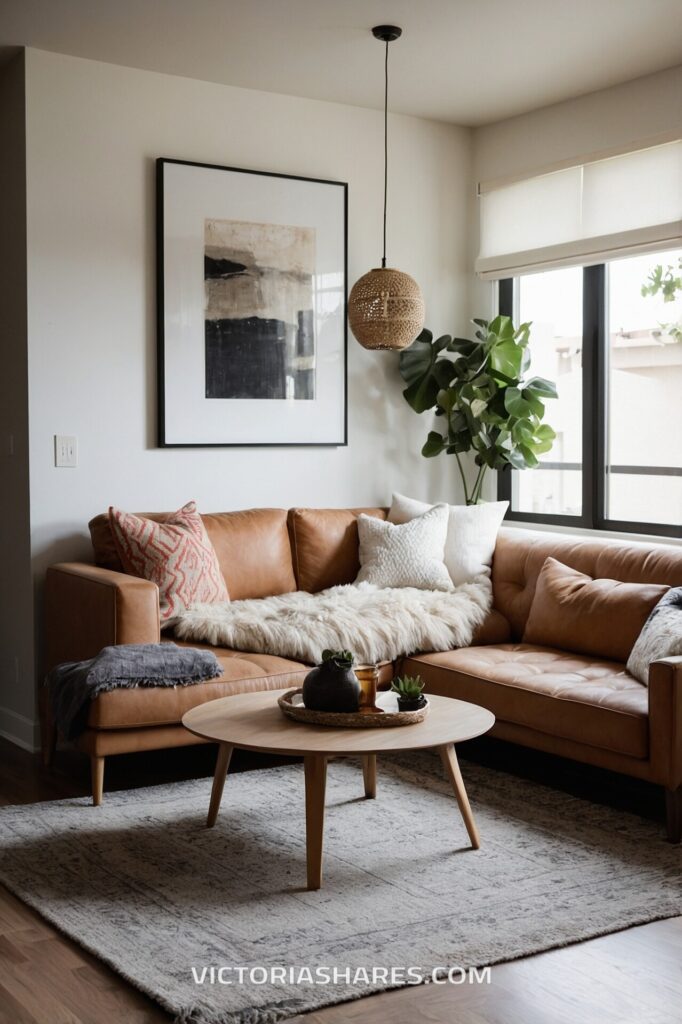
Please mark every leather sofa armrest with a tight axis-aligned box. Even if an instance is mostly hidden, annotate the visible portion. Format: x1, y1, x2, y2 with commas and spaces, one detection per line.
648, 655, 682, 788
45, 562, 160, 670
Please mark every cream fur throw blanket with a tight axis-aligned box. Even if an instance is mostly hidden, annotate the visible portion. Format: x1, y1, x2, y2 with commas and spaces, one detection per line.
174, 579, 492, 665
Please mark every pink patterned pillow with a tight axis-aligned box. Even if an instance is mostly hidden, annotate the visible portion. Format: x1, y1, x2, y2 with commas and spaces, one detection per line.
109, 501, 229, 623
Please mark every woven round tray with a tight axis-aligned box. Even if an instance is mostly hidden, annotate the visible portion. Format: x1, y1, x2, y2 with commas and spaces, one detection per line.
277, 689, 430, 728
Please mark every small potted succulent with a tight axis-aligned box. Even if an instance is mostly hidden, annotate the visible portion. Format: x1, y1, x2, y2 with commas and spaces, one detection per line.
302, 649, 361, 713
391, 675, 427, 712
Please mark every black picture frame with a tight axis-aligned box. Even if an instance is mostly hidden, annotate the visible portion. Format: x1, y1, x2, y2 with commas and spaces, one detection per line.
156, 157, 348, 448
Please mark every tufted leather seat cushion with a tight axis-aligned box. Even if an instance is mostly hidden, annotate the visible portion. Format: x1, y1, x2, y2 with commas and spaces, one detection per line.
88, 649, 309, 729
88, 644, 398, 729
405, 644, 649, 759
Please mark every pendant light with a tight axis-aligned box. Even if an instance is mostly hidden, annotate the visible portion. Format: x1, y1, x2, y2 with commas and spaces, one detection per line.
348, 25, 425, 352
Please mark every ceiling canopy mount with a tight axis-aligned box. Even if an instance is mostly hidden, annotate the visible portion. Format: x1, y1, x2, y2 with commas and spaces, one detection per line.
371, 25, 403, 43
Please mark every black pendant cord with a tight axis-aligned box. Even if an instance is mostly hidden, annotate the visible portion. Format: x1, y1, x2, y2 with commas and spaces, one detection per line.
381, 39, 388, 269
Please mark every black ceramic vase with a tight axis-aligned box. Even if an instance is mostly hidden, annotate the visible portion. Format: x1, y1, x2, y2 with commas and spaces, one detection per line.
302, 650, 361, 713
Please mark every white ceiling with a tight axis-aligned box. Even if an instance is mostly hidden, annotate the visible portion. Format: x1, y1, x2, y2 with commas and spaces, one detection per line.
1, 0, 681, 125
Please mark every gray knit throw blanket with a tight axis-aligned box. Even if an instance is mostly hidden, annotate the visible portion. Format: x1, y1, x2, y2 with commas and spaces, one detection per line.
47, 643, 223, 741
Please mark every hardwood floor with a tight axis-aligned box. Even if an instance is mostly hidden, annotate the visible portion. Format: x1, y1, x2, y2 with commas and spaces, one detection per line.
0, 736, 679, 1024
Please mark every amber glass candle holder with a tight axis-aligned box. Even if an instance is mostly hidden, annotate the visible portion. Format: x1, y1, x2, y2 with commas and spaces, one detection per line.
354, 664, 383, 714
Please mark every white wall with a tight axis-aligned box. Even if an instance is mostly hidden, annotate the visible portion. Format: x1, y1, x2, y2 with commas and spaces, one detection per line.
0, 53, 35, 751
17, 49, 474, 743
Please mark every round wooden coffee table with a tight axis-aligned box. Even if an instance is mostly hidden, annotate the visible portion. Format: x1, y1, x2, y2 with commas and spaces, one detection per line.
183, 689, 494, 890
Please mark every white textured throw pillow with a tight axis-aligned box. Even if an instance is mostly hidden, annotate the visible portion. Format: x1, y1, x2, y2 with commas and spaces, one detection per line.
355, 505, 453, 591
388, 493, 508, 585
627, 587, 682, 685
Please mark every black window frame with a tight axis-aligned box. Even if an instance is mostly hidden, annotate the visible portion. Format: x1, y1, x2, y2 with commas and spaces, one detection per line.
497, 266, 682, 539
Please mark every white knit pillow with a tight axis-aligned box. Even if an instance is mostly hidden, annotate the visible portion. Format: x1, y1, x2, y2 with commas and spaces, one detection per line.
355, 505, 453, 591
388, 493, 508, 585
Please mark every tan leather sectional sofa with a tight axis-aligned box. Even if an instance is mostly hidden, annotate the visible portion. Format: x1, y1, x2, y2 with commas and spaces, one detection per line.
44, 507, 682, 840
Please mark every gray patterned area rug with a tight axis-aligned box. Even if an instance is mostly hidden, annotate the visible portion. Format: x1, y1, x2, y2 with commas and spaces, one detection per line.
0, 753, 680, 1024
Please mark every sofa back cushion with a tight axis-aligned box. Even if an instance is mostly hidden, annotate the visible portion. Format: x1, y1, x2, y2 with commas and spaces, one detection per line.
493, 528, 682, 641
288, 508, 387, 593
89, 508, 296, 600
522, 556, 668, 663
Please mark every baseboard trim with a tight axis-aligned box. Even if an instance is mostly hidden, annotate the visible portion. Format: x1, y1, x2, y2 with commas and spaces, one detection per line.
0, 706, 39, 753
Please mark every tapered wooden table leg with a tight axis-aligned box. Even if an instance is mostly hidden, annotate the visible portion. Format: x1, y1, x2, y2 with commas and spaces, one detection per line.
91, 756, 104, 807
207, 743, 233, 827
304, 755, 327, 890
439, 743, 480, 849
362, 754, 377, 799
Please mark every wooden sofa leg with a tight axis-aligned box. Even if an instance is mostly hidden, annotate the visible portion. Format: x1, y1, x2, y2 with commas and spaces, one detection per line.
665, 787, 682, 843
91, 756, 105, 807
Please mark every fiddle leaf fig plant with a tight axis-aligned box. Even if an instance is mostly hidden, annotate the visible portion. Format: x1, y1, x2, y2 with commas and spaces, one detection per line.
399, 316, 558, 505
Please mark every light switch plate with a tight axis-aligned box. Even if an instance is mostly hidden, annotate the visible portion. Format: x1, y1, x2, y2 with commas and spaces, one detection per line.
54, 434, 78, 468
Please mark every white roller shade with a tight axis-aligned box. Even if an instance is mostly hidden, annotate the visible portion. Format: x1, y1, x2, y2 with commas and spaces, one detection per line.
476, 140, 682, 280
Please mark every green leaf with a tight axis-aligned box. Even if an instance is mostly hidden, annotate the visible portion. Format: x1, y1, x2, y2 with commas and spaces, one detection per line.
521, 346, 531, 373
535, 423, 556, 441
512, 419, 534, 442
446, 432, 471, 454
436, 388, 456, 414
525, 376, 558, 399
448, 409, 468, 433
488, 367, 517, 386
504, 387, 533, 419
534, 438, 555, 455
514, 321, 531, 347
518, 444, 539, 468
422, 431, 447, 458
490, 338, 523, 379
506, 448, 528, 470
400, 335, 456, 413
521, 389, 545, 417
448, 338, 481, 357
487, 314, 514, 338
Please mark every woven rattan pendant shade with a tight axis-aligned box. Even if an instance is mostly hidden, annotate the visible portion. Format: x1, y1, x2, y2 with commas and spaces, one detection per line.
349, 267, 425, 351
349, 26, 425, 352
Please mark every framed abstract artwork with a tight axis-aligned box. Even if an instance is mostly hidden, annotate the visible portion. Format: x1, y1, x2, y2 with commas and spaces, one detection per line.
156, 158, 347, 447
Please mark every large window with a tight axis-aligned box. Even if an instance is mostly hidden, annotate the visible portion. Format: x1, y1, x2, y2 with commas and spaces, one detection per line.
499, 248, 682, 537
514, 266, 583, 517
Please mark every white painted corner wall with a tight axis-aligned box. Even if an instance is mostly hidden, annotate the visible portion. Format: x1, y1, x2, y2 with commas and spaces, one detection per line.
24, 48, 474, 569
